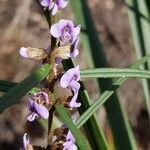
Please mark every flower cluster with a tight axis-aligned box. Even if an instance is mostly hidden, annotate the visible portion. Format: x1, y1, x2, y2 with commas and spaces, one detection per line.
19, 0, 81, 149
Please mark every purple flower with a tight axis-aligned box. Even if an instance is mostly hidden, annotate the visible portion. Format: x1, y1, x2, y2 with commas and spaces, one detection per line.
39, 0, 68, 16
27, 92, 49, 121
60, 66, 80, 93
50, 19, 81, 44
20, 133, 30, 150
63, 131, 77, 150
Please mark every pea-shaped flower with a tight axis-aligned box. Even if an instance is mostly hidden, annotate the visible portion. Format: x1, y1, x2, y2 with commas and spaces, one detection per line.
39, 0, 68, 16
50, 19, 81, 44
27, 92, 49, 121
60, 66, 80, 94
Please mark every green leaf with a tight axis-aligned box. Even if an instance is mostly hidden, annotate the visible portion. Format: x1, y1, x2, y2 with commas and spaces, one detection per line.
0, 80, 17, 92
126, 0, 150, 117
76, 55, 150, 128
80, 68, 150, 79
0, 64, 51, 113
0, 79, 42, 94
71, 0, 137, 149
55, 104, 91, 150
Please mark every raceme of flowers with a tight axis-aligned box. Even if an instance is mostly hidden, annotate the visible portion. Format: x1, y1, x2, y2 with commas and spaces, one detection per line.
19, 0, 81, 149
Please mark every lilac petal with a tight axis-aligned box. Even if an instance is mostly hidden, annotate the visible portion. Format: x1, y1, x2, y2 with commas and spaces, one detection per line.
61, 0, 68, 8
70, 92, 81, 108
51, 4, 59, 16
49, 1, 55, 9
69, 80, 80, 93
70, 144, 77, 150
34, 102, 49, 119
71, 36, 79, 49
63, 141, 77, 150
71, 25, 81, 37
19, 47, 28, 58
67, 131, 75, 142
60, 69, 75, 88
50, 19, 68, 38
63, 131, 77, 150
50, 23, 62, 38
27, 112, 38, 122
57, 0, 68, 8
39, 0, 51, 7
60, 66, 80, 89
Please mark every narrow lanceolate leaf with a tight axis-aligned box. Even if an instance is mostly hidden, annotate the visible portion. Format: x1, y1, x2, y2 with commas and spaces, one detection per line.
76, 55, 150, 129
62, 59, 109, 150
126, 0, 150, 117
55, 104, 91, 150
0, 64, 51, 113
71, 0, 137, 149
80, 68, 150, 79
0, 80, 41, 94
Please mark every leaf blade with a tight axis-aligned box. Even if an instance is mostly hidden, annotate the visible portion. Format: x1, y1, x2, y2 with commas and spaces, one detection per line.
0, 64, 51, 113
80, 68, 150, 79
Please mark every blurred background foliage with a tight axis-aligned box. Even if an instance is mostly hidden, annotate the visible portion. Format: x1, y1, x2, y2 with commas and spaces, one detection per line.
0, 0, 149, 149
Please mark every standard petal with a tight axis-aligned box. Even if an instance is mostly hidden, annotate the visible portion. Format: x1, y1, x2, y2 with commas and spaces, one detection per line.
60, 69, 75, 88
60, 66, 80, 90
50, 23, 62, 38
